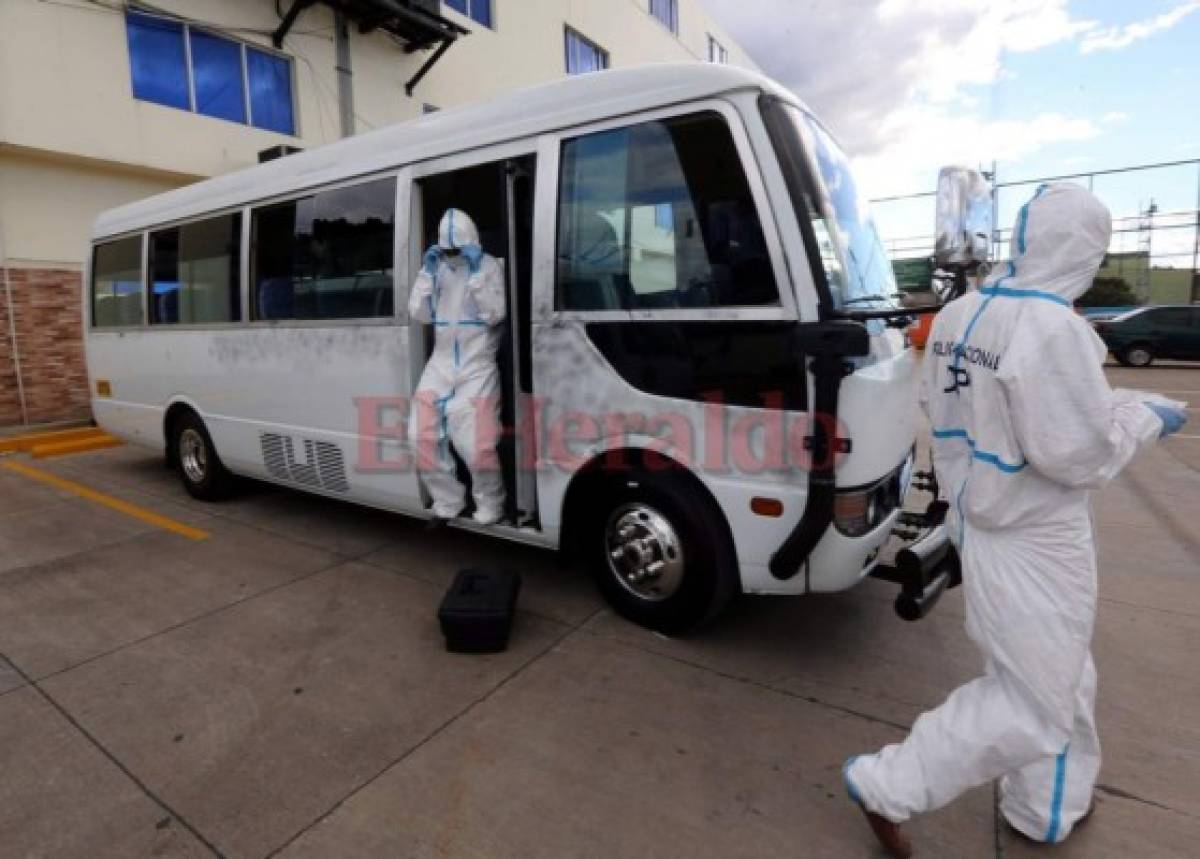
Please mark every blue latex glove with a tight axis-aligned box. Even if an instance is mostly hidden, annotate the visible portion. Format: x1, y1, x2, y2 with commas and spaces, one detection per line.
461, 243, 483, 276
422, 244, 442, 276
1147, 402, 1187, 438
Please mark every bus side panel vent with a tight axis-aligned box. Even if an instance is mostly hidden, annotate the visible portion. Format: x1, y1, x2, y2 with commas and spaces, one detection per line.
259, 433, 350, 493
315, 441, 350, 493
261, 433, 291, 482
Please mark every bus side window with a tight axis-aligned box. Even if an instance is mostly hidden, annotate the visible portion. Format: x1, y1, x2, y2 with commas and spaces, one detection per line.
556, 111, 778, 312
92, 236, 144, 328
251, 177, 396, 322
148, 212, 242, 325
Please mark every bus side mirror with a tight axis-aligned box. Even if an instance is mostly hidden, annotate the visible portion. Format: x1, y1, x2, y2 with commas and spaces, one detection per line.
934, 167, 992, 269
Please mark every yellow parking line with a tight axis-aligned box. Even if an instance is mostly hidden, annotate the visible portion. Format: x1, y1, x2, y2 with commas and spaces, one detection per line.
0, 460, 209, 541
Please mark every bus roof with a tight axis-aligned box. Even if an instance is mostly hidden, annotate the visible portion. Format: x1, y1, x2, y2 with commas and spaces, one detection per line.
93, 63, 799, 240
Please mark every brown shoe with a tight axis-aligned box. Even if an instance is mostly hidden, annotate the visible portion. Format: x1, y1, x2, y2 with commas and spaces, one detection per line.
857, 805, 914, 859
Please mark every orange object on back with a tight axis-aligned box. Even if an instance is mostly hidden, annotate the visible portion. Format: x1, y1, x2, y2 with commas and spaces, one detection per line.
910, 312, 935, 349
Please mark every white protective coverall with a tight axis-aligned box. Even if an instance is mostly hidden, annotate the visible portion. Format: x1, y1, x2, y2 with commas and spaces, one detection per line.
408, 209, 507, 523
846, 183, 1166, 843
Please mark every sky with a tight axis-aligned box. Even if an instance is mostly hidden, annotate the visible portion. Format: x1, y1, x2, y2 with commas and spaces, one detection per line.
702, 0, 1200, 259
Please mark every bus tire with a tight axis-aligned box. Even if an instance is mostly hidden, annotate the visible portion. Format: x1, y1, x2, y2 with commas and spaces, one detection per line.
584, 467, 738, 636
171, 411, 237, 501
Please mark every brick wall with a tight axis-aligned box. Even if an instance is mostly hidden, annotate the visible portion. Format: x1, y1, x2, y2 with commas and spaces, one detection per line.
0, 267, 91, 427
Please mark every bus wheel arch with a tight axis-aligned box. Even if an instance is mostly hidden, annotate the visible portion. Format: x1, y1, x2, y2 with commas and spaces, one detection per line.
562, 448, 741, 635
162, 401, 198, 469
164, 405, 237, 501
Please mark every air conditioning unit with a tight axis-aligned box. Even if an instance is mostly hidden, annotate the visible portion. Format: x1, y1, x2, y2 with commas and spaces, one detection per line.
259, 145, 303, 163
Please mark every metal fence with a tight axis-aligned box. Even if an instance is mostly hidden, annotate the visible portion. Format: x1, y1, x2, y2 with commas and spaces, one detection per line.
870, 158, 1200, 304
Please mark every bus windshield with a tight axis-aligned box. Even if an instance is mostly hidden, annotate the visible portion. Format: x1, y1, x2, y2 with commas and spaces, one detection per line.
778, 104, 900, 310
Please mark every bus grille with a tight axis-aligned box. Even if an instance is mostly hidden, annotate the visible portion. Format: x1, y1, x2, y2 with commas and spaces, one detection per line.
260, 433, 349, 493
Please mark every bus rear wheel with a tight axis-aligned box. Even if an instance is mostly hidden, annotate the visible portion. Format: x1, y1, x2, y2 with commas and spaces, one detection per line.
171, 411, 237, 501
584, 468, 738, 636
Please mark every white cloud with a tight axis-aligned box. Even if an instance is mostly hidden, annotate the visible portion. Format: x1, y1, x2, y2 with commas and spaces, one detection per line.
699, 1, 1191, 200
700, 1, 1105, 158
851, 108, 1100, 198
701, 0, 1108, 196
1080, 1, 1200, 53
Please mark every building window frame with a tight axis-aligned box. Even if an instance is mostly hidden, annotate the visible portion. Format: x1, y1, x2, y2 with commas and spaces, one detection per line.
125, 8, 298, 136
564, 26, 609, 76
707, 34, 729, 64
649, 0, 679, 35
443, 0, 494, 29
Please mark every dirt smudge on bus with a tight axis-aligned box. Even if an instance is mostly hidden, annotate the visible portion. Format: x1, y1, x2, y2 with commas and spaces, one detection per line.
209, 327, 402, 369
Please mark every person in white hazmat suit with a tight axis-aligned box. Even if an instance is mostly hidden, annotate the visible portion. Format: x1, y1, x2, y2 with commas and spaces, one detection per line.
844, 183, 1188, 858
408, 208, 507, 525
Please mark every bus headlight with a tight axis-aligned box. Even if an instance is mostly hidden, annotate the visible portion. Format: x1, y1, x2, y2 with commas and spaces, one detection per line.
833, 463, 905, 538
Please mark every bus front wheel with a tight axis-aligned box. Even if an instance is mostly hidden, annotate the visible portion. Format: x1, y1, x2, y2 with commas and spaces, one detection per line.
584, 468, 738, 636
171, 411, 237, 501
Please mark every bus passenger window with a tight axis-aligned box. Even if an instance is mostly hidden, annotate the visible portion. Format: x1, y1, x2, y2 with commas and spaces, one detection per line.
557, 111, 778, 311
252, 176, 396, 321
92, 236, 144, 328
149, 213, 241, 325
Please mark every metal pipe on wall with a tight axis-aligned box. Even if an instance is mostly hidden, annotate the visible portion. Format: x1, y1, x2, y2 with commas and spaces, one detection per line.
334, 11, 354, 139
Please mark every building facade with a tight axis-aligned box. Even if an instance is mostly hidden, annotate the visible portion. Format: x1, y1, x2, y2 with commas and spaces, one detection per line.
0, 0, 756, 427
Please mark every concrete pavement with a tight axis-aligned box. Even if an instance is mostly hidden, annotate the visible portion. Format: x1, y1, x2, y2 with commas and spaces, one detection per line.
0, 365, 1196, 857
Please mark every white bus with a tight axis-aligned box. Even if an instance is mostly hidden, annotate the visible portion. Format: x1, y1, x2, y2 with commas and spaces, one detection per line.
86, 64, 945, 633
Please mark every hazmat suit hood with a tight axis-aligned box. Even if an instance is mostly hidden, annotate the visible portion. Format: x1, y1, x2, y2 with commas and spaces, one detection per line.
437, 208, 481, 251
990, 183, 1112, 303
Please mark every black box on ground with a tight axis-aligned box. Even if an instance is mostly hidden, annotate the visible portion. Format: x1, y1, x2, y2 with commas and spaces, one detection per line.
438, 569, 522, 654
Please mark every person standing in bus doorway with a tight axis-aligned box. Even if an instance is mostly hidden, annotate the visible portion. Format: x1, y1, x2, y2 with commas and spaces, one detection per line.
843, 184, 1187, 858
408, 208, 507, 525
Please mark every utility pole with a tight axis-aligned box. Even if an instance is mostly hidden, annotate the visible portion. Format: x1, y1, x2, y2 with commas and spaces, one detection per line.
1137, 199, 1156, 302
334, 11, 354, 138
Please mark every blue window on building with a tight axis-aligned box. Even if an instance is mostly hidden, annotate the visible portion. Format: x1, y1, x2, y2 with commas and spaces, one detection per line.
565, 28, 608, 75
126, 12, 190, 110
650, 0, 678, 34
124, 11, 295, 136
190, 30, 246, 123
444, 0, 492, 28
246, 49, 295, 135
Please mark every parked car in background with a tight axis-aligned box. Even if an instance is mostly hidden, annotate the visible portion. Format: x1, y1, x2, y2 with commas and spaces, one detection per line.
1082, 307, 1134, 325
1094, 305, 1200, 366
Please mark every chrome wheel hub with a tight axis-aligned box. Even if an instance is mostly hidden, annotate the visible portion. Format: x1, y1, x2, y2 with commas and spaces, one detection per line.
179, 428, 207, 484
604, 503, 684, 602
1128, 348, 1151, 366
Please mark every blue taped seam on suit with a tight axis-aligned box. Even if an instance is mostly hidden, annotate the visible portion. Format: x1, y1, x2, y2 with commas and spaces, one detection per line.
979, 286, 1070, 307
1044, 744, 1070, 843
842, 757, 864, 805
950, 260, 1017, 373
932, 428, 1028, 473
1015, 184, 1049, 255
435, 394, 453, 461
